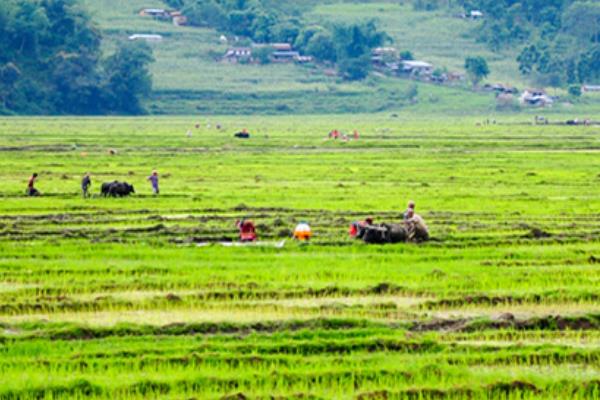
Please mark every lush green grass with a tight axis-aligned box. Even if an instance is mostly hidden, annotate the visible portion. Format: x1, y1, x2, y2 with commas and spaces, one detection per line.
0, 116, 599, 398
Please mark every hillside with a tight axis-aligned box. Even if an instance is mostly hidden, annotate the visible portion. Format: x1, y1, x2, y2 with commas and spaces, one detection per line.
81, 0, 598, 116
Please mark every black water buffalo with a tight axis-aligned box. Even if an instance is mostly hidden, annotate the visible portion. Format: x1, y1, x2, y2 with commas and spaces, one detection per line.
358, 222, 428, 244
101, 181, 135, 197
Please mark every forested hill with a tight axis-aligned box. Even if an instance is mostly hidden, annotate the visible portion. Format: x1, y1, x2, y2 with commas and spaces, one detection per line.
461, 0, 599, 88
0, 0, 154, 115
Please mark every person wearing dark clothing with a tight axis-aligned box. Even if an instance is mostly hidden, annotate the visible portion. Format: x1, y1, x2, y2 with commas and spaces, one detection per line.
27, 173, 40, 196
81, 173, 91, 198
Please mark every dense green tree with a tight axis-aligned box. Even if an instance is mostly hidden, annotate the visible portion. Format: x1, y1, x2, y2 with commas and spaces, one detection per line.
332, 20, 387, 80
183, 0, 227, 29
102, 41, 154, 115
517, 45, 541, 75
294, 25, 325, 50
400, 51, 414, 61
305, 31, 336, 62
568, 84, 582, 96
271, 19, 300, 43
252, 45, 273, 64
577, 45, 600, 83
562, 1, 600, 45
465, 56, 489, 86
0, 0, 155, 115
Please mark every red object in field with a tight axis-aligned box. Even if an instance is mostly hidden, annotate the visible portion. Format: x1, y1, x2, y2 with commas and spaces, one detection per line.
238, 220, 257, 242
350, 218, 374, 238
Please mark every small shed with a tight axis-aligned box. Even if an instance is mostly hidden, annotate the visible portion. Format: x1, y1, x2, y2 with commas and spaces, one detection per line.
223, 47, 253, 63
484, 83, 518, 94
470, 10, 484, 19
170, 11, 187, 26
271, 43, 293, 51
139, 8, 170, 18
520, 89, 553, 107
582, 85, 600, 93
295, 56, 314, 63
128, 34, 163, 42
271, 50, 300, 63
401, 60, 434, 75
371, 47, 398, 66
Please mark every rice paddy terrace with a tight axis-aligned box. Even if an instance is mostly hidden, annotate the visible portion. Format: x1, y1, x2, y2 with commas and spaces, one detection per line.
0, 116, 599, 399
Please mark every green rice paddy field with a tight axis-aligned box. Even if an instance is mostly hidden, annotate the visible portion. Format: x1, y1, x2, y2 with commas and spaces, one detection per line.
0, 115, 600, 399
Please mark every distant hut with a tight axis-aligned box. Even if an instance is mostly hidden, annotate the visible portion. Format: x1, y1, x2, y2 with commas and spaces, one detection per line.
170, 11, 188, 26
222, 47, 253, 63
401, 60, 434, 76
520, 89, 553, 107
139, 8, 170, 19
128, 34, 163, 43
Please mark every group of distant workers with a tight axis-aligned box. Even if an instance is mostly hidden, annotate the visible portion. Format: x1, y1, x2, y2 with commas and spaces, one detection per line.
25, 171, 160, 197
26, 173, 426, 244
327, 129, 360, 142
236, 219, 312, 242
235, 201, 427, 243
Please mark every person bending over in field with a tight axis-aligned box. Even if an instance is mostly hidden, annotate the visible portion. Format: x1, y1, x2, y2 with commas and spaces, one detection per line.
349, 217, 374, 238
148, 170, 159, 195
81, 173, 91, 198
26, 173, 40, 196
237, 219, 257, 242
404, 208, 429, 242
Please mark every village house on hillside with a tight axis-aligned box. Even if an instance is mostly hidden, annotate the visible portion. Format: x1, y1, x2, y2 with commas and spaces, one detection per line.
139, 8, 170, 18
520, 89, 554, 107
483, 83, 518, 94
222, 43, 312, 64
223, 47, 253, 63
139, 8, 187, 26
170, 11, 188, 26
271, 43, 293, 51
401, 60, 434, 76
469, 10, 484, 19
371, 47, 398, 67
582, 85, 600, 93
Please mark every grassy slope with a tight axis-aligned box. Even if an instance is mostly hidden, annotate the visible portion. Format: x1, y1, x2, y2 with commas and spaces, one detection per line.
0, 117, 599, 398
80, 0, 600, 116
309, 1, 524, 87
80, 0, 501, 115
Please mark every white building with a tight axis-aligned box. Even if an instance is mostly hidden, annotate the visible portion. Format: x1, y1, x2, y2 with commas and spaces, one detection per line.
128, 34, 163, 43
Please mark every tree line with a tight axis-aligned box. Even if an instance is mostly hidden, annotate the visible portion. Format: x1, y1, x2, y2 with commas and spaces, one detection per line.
0, 0, 154, 115
460, 0, 599, 88
168, 0, 389, 80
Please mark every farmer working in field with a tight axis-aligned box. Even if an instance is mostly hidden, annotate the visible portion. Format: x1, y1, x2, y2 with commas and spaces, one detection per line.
349, 217, 374, 238
403, 200, 416, 220
294, 222, 312, 241
27, 173, 40, 196
148, 170, 159, 195
81, 173, 91, 198
404, 207, 430, 242
237, 219, 257, 242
